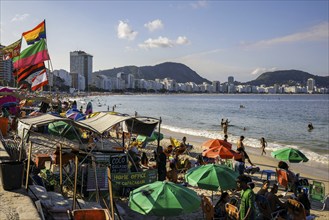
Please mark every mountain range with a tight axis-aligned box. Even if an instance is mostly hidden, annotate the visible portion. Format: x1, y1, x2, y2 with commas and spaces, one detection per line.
94, 62, 329, 87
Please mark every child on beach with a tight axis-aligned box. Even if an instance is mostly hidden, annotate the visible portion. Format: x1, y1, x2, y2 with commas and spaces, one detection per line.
260, 137, 267, 155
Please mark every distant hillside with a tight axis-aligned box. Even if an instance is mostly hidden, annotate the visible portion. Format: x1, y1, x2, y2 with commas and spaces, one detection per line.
246, 70, 329, 87
93, 62, 210, 84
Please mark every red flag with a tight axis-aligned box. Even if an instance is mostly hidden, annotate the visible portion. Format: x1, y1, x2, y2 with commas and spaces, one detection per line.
31, 69, 48, 91
15, 62, 45, 83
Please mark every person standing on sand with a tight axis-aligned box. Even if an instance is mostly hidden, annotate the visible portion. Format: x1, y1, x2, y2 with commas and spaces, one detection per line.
237, 136, 255, 166
260, 137, 267, 155
224, 134, 228, 142
236, 175, 255, 220
157, 146, 167, 181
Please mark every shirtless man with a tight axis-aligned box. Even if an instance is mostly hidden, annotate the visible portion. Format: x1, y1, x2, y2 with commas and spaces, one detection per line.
237, 136, 255, 166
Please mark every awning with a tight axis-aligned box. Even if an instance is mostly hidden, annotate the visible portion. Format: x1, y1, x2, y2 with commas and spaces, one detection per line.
75, 112, 159, 136
18, 114, 73, 127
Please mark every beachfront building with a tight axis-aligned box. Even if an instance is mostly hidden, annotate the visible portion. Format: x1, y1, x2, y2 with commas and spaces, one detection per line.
52, 69, 72, 87
163, 78, 177, 91
70, 50, 93, 90
117, 72, 135, 89
227, 84, 236, 93
0, 44, 13, 85
212, 81, 220, 92
70, 72, 85, 91
228, 76, 234, 84
307, 78, 315, 93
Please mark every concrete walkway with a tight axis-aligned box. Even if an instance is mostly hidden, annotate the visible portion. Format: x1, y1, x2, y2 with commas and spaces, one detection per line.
0, 141, 41, 220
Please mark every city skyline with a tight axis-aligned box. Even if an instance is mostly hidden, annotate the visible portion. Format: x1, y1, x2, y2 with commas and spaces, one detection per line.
1, 1, 328, 82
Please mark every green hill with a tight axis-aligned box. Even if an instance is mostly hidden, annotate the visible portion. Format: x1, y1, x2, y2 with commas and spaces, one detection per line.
93, 62, 210, 84
246, 70, 329, 87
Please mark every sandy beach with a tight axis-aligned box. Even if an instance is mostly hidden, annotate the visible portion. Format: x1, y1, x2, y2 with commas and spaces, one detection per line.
1, 113, 328, 219
116, 127, 329, 220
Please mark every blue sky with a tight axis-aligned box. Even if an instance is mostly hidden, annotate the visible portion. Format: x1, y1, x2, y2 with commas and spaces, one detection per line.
1, 0, 328, 82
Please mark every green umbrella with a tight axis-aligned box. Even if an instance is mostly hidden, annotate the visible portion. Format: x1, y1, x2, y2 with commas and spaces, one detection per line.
129, 181, 201, 217
137, 131, 164, 143
185, 164, 239, 191
271, 147, 309, 163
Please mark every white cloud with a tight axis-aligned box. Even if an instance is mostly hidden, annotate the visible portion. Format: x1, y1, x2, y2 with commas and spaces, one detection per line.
190, 0, 208, 9
144, 19, 163, 32
176, 36, 190, 45
139, 36, 190, 49
243, 22, 329, 49
11, 14, 29, 22
117, 20, 138, 41
251, 67, 278, 75
139, 36, 174, 49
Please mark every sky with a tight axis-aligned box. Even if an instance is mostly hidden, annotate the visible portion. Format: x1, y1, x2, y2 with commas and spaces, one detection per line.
0, 0, 328, 83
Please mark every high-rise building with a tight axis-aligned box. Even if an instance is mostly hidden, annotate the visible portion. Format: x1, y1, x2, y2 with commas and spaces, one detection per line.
228, 76, 234, 84
307, 78, 315, 93
0, 44, 13, 85
212, 81, 220, 92
70, 50, 93, 90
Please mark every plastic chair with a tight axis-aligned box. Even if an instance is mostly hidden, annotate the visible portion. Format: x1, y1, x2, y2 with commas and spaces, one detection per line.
309, 180, 328, 210
261, 169, 276, 181
276, 168, 290, 191
286, 199, 306, 220
225, 203, 239, 220
201, 195, 214, 220
223, 159, 234, 170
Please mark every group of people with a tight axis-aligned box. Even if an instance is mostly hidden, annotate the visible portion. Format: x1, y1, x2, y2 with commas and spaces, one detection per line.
213, 173, 312, 220
127, 136, 192, 183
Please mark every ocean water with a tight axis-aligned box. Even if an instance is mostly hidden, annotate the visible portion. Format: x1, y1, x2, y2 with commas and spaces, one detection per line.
77, 94, 329, 164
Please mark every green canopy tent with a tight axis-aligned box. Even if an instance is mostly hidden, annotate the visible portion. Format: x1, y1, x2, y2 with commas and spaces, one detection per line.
136, 131, 164, 143
48, 121, 81, 141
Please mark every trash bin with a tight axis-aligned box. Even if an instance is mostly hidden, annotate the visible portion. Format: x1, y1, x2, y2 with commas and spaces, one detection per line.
0, 161, 24, 190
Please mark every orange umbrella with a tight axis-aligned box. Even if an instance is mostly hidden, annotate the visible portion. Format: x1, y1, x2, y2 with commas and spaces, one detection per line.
201, 139, 232, 150
202, 145, 239, 159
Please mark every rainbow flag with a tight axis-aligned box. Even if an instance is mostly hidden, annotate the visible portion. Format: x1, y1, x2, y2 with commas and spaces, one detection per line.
12, 38, 49, 69
22, 20, 46, 45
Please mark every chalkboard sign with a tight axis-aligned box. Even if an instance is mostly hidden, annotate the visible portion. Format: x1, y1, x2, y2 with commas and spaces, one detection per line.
111, 169, 158, 187
86, 167, 108, 191
109, 154, 128, 173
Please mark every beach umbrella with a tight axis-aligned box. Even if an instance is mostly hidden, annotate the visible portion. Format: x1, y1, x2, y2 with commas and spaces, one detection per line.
201, 139, 232, 150
202, 145, 240, 159
129, 181, 201, 217
271, 147, 309, 163
185, 164, 239, 191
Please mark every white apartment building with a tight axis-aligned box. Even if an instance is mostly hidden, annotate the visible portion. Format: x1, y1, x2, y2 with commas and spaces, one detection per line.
52, 69, 72, 86
70, 51, 93, 90
307, 78, 315, 93
0, 45, 13, 84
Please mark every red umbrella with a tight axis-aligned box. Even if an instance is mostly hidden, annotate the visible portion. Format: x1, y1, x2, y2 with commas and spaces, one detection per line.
201, 139, 232, 150
202, 145, 240, 159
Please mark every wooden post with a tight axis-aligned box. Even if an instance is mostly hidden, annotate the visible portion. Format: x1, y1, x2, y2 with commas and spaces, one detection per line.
59, 144, 63, 193
157, 117, 162, 148
92, 156, 100, 204
107, 166, 114, 220
25, 141, 32, 190
19, 128, 26, 161
72, 155, 78, 210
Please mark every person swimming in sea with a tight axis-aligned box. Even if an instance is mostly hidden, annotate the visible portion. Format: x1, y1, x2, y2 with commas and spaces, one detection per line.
308, 122, 314, 131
